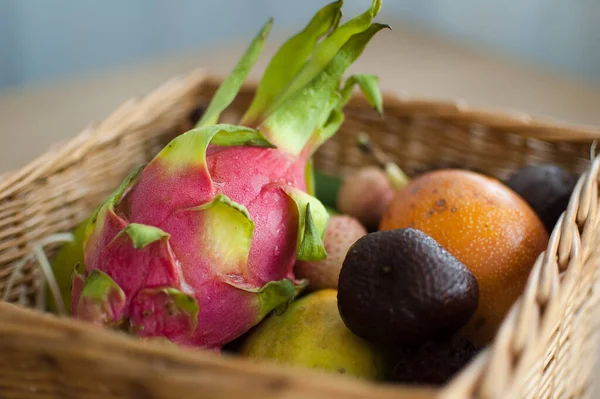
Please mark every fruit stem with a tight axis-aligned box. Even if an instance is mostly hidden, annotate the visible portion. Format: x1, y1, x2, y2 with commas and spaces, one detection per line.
357, 133, 410, 190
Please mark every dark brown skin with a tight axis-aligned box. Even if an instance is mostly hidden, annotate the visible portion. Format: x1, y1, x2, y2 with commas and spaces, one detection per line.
337, 228, 479, 349
389, 334, 484, 386
505, 164, 578, 233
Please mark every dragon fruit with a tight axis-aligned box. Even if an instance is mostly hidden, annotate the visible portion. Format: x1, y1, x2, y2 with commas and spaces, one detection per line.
70, 0, 388, 350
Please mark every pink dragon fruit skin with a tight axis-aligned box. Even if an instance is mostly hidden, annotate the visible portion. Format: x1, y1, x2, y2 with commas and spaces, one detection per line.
70, 0, 388, 350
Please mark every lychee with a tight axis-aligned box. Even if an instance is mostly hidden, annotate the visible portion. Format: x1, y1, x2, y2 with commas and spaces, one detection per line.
295, 215, 367, 290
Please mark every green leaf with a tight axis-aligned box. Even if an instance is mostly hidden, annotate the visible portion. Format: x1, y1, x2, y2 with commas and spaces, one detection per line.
281, 186, 329, 262
128, 287, 200, 337
210, 126, 275, 148
115, 223, 170, 249
163, 288, 199, 320
226, 278, 303, 319
185, 194, 255, 278
75, 269, 126, 325
147, 287, 200, 330
83, 166, 144, 254
88, 166, 143, 225
156, 124, 269, 170
241, 1, 343, 125
321, 23, 389, 85
190, 193, 253, 222
260, 23, 389, 156
340, 74, 383, 114
196, 18, 273, 128
263, 0, 382, 117
292, 279, 310, 298
79, 270, 125, 302
309, 108, 345, 156
297, 203, 328, 261
261, 86, 341, 156
257, 279, 297, 318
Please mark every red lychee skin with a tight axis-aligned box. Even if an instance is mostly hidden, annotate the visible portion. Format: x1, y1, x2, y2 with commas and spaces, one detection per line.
336, 166, 395, 231
295, 215, 367, 290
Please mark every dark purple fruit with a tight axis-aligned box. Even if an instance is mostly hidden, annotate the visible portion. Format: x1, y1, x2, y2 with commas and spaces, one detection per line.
390, 335, 483, 386
505, 164, 577, 233
337, 228, 479, 348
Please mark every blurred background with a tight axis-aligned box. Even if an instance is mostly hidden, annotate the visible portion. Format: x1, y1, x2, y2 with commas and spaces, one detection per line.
1, 0, 600, 172
2, 0, 600, 90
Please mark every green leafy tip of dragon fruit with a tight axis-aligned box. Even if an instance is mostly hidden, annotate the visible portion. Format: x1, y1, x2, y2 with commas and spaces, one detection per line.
62, 0, 389, 350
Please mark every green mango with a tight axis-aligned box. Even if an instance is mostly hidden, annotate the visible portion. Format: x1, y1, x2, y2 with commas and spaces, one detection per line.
239, 289, 387, 380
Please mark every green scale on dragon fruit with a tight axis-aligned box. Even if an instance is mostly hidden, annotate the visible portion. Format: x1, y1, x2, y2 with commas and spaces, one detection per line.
70, 0, 388, 350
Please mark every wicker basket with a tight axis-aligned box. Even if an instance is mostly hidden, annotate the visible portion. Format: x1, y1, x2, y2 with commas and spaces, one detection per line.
1, 69, 599, 399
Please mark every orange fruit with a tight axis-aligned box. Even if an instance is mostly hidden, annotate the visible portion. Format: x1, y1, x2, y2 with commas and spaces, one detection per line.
379, 169, 549, 344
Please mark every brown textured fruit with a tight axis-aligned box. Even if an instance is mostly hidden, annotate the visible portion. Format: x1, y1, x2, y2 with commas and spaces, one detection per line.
505, 163, 577, 233
337, 166, 395, 231
337, 228, 479, 348
390, 334, 484, 386
379, 169, 549, 344
295, 215, 367, 290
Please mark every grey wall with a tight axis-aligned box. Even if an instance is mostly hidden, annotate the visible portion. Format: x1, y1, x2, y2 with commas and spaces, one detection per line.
388, 0, 600, 84
1, 0, 599, 90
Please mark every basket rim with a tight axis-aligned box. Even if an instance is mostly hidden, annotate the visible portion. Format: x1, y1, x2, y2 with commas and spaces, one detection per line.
1, 68, 599, 200
0, 300, 440, 398
200, 72, 600, 141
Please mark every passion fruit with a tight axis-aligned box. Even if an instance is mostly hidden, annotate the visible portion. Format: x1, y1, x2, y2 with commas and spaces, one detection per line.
379, 169, 549, 344
505, 163, 577, 233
